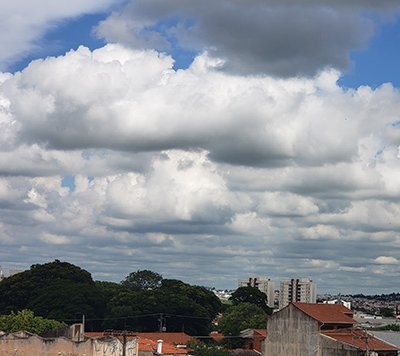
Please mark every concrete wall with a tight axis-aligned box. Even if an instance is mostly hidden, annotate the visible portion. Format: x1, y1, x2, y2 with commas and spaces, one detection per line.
0, 331, 137, 356
320, 334, 362, 356
265, 303, 321, 356
265, 304, 367, 356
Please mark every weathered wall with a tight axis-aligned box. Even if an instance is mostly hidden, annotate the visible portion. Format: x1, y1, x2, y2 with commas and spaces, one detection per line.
265, 303, 320, 356
320, 334, 362, 356
0, 332, 137, 356
0, 333, 93, 356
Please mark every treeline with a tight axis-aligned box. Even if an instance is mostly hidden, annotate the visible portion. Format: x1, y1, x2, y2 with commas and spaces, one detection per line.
347, 293, 400, 301
0, 260, 221, 335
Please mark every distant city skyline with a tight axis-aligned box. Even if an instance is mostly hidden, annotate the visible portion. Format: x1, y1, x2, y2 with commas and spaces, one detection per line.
1, 1, 400, 294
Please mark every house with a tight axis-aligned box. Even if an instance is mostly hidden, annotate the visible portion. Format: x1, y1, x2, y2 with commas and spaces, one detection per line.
265, 302, 399, 356
133, 332, 192, 348
322, 329, 398, 355
240, 329, 267, 353
85, 331, 191, 356
0, 329, 138, 356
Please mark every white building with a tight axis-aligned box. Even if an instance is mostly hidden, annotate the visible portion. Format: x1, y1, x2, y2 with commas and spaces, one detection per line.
323, 299, 351, 310
238, 277, 275, 308
279, 278, 316, 309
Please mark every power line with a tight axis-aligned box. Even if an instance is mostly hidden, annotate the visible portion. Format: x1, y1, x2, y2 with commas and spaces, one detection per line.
63, 312, 213, 323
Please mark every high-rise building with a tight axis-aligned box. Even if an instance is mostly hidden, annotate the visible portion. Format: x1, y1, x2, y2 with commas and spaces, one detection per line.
238, 277, 275, 308
279, 278, 316, 309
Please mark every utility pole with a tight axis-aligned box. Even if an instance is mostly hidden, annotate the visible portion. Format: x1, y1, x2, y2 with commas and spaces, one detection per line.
158, 313, 167, 332
361, 329, 370, 356
104, 331, 136, 356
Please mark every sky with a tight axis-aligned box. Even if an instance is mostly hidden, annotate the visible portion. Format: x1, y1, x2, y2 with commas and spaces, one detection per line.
1, 0, 400, 295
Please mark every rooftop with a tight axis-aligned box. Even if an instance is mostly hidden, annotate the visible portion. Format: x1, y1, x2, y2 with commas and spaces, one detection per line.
322, 328, 399, 352
292, 302, 356, 325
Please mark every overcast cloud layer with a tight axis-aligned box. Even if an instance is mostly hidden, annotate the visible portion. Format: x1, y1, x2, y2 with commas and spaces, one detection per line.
96, 0, 400, 76
1, 1, 400, 294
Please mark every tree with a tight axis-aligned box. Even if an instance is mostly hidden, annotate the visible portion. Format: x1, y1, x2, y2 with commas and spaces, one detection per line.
0, 309, 66, 334
218, 303, 268, 348
105, 278, 222, 335
121, 270, 163, 291
229, 287, 273, 314
379, 307, 394, 318
0, 260, 106, 325
376, 324, 400, 331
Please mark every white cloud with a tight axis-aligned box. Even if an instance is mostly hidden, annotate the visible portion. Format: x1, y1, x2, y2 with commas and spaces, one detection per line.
2, 44, 400, 171
1, 43, 400, 292
305, 259, 339, 269
374, 256, 399, 265
40, 232, 70, 245
0, 0, 119, 70
95, 0, 400, 76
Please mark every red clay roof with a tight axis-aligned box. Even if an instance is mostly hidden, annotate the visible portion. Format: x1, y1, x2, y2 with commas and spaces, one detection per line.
134, 332, 192, 345
209, 331, 224, 342
292, 303, 356, 325
253, 329, 267, 337
138, 337, 189, 354
322, 329, 399, 351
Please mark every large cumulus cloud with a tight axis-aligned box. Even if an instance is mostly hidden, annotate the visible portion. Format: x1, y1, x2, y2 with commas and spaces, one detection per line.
1, 44, 400, 293
3, 44, 400, 168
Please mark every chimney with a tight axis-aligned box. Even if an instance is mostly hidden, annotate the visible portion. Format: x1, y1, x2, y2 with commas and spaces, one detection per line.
157, 339, 163, 354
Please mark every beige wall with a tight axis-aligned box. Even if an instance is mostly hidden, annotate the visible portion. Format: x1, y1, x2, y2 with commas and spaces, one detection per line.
320, 334, 361, 356
265, 304, 364, 356
0, 332, 137, 356
265, 303, 321, 355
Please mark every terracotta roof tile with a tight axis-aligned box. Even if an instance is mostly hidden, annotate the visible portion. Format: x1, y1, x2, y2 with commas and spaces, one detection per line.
322, 328, 399, 351
134, 332, 192, 345
138, 337, 189, 354
292, 302, 356, 325
209, 331, 224, 342
253, 329, 267, 337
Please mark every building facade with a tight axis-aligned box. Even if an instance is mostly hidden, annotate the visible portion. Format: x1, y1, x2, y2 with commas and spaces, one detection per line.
279, 278, 316, 309
265, 303, 398, 356
239, 277, 275, 308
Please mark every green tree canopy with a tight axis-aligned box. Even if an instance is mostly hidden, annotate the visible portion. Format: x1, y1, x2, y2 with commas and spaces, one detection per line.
379, 307, 394, 318
104, 278, 222, 335
218, 303, 268, 348
0, 260, 105, 324
0, 309, 66, 334
121, 270, 163, 291
229, 287, 273, 314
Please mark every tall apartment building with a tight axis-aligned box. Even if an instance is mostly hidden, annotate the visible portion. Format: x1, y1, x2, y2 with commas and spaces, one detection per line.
279, 278, 316, 309
238, 277, 275, 308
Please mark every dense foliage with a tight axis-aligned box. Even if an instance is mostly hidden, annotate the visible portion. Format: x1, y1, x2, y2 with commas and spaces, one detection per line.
0, 309, 66, 334
0, 261, 222, 335
347, 293, 400, 301
218, 303, 268, 348
229, 286, 273, 314
0, 260, 104, 323
104, 278, 222, 335
121, 270, 163, 291
379, 307, 394, 318
375, 323, 400, 331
